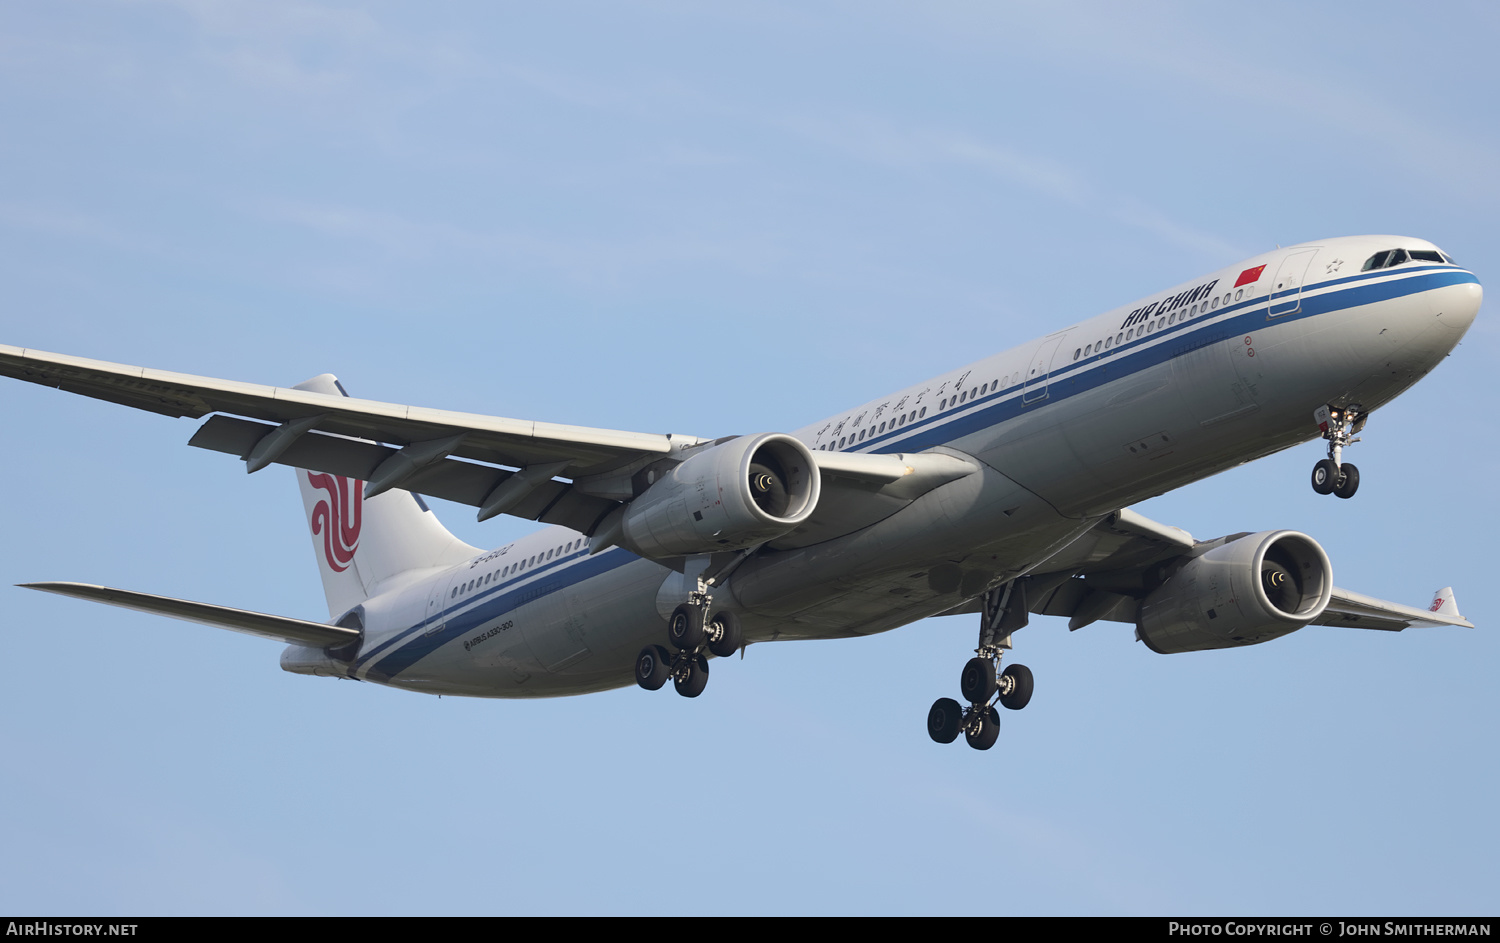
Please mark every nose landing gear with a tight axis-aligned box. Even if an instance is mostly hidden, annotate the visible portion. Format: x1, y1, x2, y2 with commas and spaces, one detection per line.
928, 580, 1034, 751
1311, 405, 1364, 499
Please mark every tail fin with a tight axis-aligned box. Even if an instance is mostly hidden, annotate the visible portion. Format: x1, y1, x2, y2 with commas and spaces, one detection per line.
292, 374, 481, 618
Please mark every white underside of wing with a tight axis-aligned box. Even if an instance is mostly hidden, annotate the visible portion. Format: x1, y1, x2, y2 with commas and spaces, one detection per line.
1316, 586, 1475, 631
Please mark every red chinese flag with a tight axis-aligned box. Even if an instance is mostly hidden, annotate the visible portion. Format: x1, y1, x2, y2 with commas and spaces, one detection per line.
1235, 264, 1267, 288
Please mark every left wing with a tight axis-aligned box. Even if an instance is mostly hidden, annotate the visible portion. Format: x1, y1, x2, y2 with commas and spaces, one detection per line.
0, 344, 694, 534
0, 345, 973, 543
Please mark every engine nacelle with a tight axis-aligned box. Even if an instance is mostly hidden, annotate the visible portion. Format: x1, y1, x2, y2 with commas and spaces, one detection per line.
619, 433, 820, 558
1137, 530, 1333, 654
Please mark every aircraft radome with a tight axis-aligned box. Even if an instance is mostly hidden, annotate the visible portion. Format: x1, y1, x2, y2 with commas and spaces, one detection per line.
1, 235, 1479, 750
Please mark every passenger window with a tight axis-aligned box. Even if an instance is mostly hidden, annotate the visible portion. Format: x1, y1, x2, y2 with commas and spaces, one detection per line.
1235, 289, 1243, 301
878, 421, 886, 433
1073, 348, 1081, 360
919, 407, 927, 418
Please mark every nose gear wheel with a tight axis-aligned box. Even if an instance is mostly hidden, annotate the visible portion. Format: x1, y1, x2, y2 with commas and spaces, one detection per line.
1311, 405, 1364, 499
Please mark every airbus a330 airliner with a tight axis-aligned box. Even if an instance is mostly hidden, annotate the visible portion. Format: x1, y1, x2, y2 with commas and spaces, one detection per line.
1, 235, 1480, 749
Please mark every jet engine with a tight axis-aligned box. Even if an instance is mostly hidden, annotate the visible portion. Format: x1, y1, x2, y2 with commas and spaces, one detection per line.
618, 433, 820, 558
1136, 530, 1333, 654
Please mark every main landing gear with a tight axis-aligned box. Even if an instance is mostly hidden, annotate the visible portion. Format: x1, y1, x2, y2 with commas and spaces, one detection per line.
929, 580, 1035, 751
635, 589, 743, 699
1310, 404, 1364, 499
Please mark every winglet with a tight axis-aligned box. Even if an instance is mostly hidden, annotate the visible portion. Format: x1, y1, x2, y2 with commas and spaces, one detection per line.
1429, 586, 1463, 620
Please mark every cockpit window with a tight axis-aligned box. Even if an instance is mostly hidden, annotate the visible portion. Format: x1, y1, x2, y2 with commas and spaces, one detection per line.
1362, 247, 1455, 271
1361, 248, 1409, 271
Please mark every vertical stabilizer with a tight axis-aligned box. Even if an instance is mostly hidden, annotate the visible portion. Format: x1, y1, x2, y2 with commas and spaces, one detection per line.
292, 374, 482, 618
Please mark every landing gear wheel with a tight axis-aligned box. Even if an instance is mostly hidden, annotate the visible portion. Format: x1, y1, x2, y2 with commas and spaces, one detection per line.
1334, 462, 1360, 499
634, 645, 671, 691
965, 706, 1001, 751
960, 657, 997, 704
673, 654, 710, 698
927, 697, 963, 744
667, 604, 705, 650
1311, 459, 1338, 495
998, 663, 1033, 711
706, 611, 743, 658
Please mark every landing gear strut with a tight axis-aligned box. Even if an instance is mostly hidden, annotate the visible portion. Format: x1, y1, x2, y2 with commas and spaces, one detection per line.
928, 579, 1035, 751
636, 554, 747, 699
1311, 404, 1364, 499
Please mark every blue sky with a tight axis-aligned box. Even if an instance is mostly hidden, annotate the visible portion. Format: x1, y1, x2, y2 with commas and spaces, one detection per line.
0, 0, 1496, 915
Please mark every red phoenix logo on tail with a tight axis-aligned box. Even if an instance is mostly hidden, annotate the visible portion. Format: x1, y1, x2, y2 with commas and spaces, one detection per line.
308, 473, 363, 572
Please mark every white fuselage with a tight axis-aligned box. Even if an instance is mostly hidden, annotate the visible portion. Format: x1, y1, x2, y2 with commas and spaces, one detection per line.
281, 235, 1481, 697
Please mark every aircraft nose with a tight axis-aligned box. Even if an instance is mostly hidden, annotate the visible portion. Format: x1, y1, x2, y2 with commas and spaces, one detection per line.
1433, 275, 1482, 336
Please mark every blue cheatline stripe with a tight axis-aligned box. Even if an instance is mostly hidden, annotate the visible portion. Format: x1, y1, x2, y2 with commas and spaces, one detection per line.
367, 266, 1476, 680
847, 268, 1477, 455
353, 547, 638, 681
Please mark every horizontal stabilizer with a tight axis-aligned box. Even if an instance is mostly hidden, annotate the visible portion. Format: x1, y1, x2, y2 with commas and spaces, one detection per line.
19, 582, 360, 648
1315, 586, 1475, 632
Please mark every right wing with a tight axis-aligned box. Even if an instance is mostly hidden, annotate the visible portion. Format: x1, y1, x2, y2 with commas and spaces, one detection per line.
1026, 510, 1475, 632
1312, 586, 1472, 631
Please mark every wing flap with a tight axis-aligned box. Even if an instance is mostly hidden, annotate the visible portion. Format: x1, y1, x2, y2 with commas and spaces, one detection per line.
19, 582, 360, 648
188, 416, 619, 534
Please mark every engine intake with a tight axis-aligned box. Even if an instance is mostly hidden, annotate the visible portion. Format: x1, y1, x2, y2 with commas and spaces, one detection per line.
619, 433, 819, 558
1137, 531, 1333, 654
